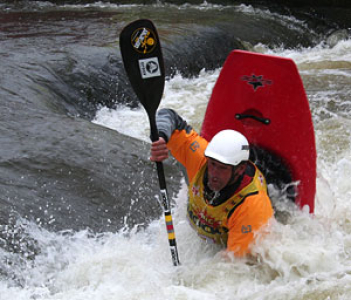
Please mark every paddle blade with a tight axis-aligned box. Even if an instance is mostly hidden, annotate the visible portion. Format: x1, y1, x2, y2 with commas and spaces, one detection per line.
120, 19, 165, 119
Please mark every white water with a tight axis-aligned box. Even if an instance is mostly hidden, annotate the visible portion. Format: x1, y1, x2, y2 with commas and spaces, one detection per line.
2, 33, 351, 300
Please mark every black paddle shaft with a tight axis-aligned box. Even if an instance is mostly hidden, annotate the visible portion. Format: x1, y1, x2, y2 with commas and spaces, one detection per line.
120, 19, 180, 266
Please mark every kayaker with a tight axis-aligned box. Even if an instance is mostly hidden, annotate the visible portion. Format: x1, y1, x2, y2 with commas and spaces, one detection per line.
150, 108, 274, 257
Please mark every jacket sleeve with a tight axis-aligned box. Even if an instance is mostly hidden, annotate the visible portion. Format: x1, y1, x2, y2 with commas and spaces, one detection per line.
156, 108, 192, 142
226, 190, 274, 256
156, 108, 208, 182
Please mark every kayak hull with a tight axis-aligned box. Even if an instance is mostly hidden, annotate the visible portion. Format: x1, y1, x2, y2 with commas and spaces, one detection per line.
201, 50, 316, 213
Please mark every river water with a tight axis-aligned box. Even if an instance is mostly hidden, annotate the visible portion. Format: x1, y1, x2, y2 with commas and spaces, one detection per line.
1, 1, 351, 299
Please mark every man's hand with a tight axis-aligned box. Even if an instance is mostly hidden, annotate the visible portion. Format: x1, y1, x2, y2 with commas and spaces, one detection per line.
150, 137, 169, 162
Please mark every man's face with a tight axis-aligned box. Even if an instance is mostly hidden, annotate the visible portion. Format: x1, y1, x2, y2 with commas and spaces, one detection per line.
206, 158, 233, 192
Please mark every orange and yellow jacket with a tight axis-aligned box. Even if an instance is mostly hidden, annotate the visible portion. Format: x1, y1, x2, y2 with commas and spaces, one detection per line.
157, 108, 274, 257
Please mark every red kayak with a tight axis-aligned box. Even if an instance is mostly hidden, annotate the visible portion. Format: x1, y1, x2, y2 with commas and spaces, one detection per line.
201, 50, 316, 213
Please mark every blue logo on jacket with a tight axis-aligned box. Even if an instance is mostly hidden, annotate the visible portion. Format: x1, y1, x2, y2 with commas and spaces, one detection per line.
241, 225, 252, 234
190, 141, 200, 152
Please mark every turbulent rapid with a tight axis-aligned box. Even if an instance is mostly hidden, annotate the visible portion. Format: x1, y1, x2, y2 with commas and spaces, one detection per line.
1, 1, 351, 299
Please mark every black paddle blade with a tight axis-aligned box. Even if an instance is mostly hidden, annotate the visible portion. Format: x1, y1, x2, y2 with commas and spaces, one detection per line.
120, 19, 165, 122
120, 20, 180, 266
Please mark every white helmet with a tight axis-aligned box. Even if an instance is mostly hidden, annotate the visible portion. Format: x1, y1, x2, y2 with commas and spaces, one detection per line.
204, 130, 250, 166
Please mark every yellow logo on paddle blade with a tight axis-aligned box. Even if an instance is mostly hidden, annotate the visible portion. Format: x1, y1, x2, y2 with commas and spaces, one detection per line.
131, 27, 157, 54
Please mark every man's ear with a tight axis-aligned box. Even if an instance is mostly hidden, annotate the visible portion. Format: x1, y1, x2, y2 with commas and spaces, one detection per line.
235, 162, 248, 175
